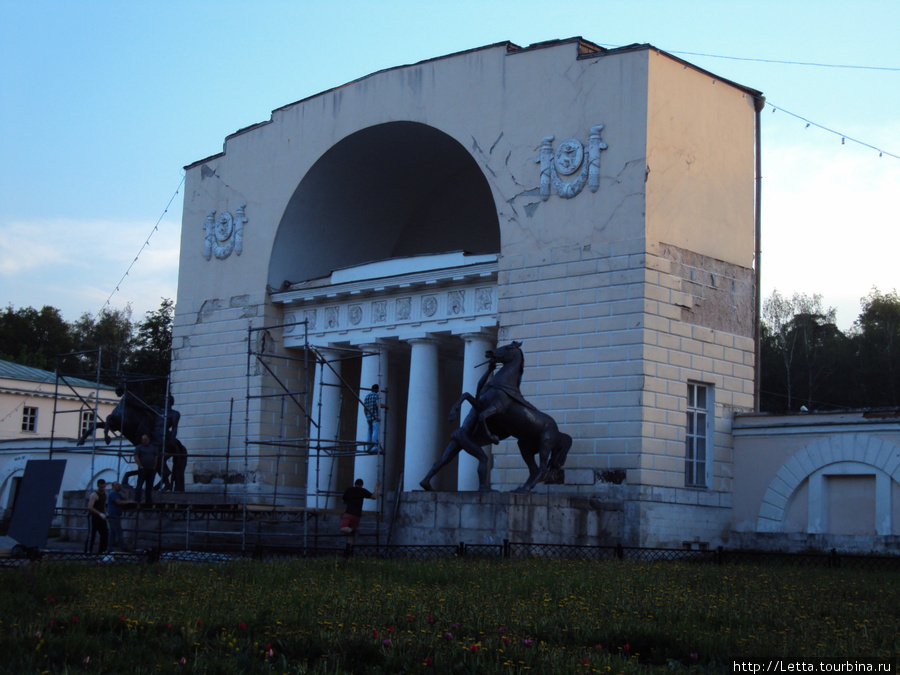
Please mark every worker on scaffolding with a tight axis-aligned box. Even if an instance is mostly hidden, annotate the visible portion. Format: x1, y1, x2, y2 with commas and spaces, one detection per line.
362, 383, 387, 451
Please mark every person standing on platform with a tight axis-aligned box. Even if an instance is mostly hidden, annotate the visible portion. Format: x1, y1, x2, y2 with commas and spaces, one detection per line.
107, 481, 136, 551
362, 384, 387, 450
134, 434, 160, 505
86, 479, 108, 554
339, 478, 379, 556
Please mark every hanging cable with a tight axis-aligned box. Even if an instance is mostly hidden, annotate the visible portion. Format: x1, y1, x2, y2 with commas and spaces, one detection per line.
96, 172, 185, 317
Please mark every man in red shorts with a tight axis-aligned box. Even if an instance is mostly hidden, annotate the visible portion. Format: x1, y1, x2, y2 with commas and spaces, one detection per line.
339, 478, 379, 556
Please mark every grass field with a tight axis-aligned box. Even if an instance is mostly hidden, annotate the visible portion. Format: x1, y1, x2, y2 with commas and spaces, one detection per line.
0, 557, 897, 673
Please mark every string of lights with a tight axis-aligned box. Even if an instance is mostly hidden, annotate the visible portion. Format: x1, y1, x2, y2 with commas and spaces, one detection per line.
96, 172, 185, 318
765, 102, 899, 160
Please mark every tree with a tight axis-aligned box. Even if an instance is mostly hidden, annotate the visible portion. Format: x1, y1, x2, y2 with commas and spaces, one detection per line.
760, 290, 847, 412
0, 304, 74, 372
853, 288, 900, 407
128, 299, 175, 405
70, 305, 134, 380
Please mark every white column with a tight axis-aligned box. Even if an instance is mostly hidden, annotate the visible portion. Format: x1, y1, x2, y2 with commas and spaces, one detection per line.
404, 338, 441, 488
457, 333, 495, 490
355, 343, 388, 493
307, 347, 341, 509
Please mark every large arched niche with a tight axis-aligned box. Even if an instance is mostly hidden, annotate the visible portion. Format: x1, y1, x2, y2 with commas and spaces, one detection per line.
268, 121, 501, 287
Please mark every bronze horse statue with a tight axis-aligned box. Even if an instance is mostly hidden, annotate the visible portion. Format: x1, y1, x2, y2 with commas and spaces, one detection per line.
77, 381, 188, 492
419, 341, 571, 493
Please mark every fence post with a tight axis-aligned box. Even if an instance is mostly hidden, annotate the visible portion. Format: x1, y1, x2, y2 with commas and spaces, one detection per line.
503, 539, 510, 558
457, 541, 466, 557
829, 548, 840, 569
716, 546, 725, 565
615, 543, 624, 560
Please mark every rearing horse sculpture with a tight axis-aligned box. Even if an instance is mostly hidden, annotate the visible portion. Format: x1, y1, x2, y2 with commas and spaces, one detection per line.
419, 341, 572, 493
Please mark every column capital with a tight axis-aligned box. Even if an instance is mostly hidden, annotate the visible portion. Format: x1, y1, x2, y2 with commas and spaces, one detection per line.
459, 331, 496, 344
407, 336, 442, 347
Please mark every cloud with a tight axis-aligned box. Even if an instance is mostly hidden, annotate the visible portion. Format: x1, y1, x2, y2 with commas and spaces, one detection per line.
0, 216, 180, 321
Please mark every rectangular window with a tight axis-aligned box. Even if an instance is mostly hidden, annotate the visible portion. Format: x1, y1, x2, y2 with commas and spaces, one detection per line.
22, 406, 38, 433
685, 383, 712, 488
80, 410, 95, 437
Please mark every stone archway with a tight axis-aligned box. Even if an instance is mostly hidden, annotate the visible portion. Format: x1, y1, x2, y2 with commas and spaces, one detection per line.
268, 121, 501, 288
756, 434, 900, 533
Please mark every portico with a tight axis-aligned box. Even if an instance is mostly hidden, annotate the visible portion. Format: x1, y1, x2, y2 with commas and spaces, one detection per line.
272, 252, 499, 506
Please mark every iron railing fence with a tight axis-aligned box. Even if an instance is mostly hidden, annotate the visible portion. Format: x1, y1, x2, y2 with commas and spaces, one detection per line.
4, 541, 900, 570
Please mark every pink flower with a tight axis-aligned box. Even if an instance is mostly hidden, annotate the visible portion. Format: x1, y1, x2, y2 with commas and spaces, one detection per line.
47, 594, 54, 604
72, 615, 79, 623
82, 656, 90, 664
239, 622, 247, 630
594, 643, 602, 651
267, 647, 274, 658
624, 643, 630, 652
196, 619, 202, 627
498, 626, 505, 633
450, 622, 458, 630
166, 622, 172, 629
522, 638, 534, 648
443, 631, 453, 640
382, 638, 392, 648
179, 657, 186, 665
427, 615, 435, 624
49, 620, 54, 627
502, 636, 509, 646
583, 658, 590, 665
469, 645, 478, 653
34, 631, 41, 639
425, 656, 433, 666
691, 653, 699, 661
388, 625, 395, 633
120, 614, 126, 622
408, 615, 414, 622
372, 630, 379, 639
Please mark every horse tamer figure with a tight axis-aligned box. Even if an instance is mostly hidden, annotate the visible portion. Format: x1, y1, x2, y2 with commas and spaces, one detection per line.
419, 341, 572, 493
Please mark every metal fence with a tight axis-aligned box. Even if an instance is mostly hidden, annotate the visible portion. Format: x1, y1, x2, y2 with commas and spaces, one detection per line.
4, 538, 900, 570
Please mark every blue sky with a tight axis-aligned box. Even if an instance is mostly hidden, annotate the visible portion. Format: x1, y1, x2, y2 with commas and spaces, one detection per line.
1, 0, 897, 329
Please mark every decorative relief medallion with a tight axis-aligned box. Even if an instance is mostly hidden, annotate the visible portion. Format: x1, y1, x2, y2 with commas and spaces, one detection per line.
448, 290, 464, 315
284, 313, 296, 334
372, 301, 387, 323
325, 307, 339, 330
348, 305, 362, 325
536, 126, 607, 201
476, 288, 493, 312
304, 309, 317, 330
422, 295, 437, 317
203, 203, 247, 260
396, 297, 412, 321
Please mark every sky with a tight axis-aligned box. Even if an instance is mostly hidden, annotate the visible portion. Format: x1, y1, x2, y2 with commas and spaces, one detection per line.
1, 0, 898, 330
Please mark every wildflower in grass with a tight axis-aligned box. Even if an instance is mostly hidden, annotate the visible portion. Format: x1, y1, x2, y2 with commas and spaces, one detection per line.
239, 621, 247, 630
583, 658, 590, 665
502, 636, 509, 645
72, 616, 78, 623
49, 620, 54, 627
691, 652, 699, 661
180, 657, 186, 665
451, 622, 458, 630
372, 630, 379, 639
82, 657, 90, 664
120, 614, 126, 622
594, 643, 602, 651
623, 643, 630, 653
388, 625, 395, 633
498, 626, 505, 633
166, 622, 172, 629
469, 645, 478, 653
196, 619, 202, 627
425, 656, 433, 666
408, 615, 414, 622
427, 615, 435, 624
382, 638, 392, 648
522, 639, 533, 647
443, 631, 453, 640
34, 631, 41, 639
47, 594, 54, 604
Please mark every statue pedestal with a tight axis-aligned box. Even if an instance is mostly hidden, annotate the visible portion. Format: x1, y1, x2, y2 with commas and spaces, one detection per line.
393, 490, 624, 548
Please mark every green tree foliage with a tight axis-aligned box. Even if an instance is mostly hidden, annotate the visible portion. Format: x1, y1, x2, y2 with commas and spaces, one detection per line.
853, 288, 900, 407
127, 298, 175, 405
760, 288, 898, 412
70, 305, 135, 380
0, 305, 74, 372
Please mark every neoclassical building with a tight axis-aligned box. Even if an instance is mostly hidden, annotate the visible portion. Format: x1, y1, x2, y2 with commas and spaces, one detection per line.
172, 38, 765, 548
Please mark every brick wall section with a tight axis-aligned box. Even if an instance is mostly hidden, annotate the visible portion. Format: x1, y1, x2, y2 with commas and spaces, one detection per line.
494, 239, 755, 512
172, 294, 310, 493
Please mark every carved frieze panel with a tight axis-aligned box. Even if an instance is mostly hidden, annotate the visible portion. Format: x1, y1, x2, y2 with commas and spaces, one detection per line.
280, 282, 497, 345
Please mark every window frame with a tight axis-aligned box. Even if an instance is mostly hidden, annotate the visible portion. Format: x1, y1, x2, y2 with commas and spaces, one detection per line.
685, 382, 713, 488
21, 406, 38, 433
